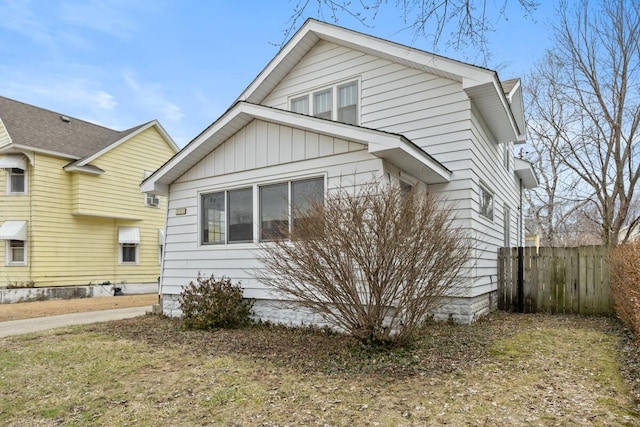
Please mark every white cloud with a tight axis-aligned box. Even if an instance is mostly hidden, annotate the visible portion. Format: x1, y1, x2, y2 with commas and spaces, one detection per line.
123, 70, 184, 122
0, 0, 56, 48
59, 0, 138, 41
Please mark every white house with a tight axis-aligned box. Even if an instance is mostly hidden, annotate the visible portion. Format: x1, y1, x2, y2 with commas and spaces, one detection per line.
142, 19, 537, 324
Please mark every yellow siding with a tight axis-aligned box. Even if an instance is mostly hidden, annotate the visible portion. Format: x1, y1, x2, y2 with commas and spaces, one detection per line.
0, 126, 176, 287
0, 159, 32, 285
0, 119, 12, 147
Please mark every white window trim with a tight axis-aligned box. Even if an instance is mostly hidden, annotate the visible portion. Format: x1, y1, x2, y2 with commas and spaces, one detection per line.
119, 243, 139, 265
6, 168, 27, 195
118, 227, 140, 265
198, 173, 327, 247
288, 78, 360, 125
5, 239, 27, 266
200, 187, 254, 246
158, 229, 165, 265
479, 184, 495, 221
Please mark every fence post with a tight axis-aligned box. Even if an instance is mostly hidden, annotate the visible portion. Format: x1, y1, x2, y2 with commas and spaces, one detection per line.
517, 246, 524, 313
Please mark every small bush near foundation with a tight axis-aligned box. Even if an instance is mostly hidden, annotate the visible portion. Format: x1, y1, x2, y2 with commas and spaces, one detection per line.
179, 273, 254, 330
611, 242, 640, 343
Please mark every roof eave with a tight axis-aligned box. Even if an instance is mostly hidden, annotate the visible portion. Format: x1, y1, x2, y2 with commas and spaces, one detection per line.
142, 102, 450, 192
76, 120, 179, 167
464, 79, 522, 144
369, 139, 451, 184
514, 158, 538, 189
239, 19, 499, 106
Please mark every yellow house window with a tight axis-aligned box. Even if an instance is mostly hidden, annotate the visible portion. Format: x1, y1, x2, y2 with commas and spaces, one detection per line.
118, 227, 140, 264
9, 168, 25, 194
7, 240, 26, 265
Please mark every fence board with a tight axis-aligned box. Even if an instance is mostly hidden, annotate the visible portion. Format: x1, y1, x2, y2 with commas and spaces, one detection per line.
498, 246, 612, 316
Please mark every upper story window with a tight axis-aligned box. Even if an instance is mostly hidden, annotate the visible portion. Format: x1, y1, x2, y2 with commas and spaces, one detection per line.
504, 204, 511, 247
338, 82, 358, 124
9, 168, 25, 194
479, 185, 494, 221
0, 155, 27, 195
290, 80, 359, 125
502, 143, 511, 171
313, 89, 333, 120
291, 96, 309, 114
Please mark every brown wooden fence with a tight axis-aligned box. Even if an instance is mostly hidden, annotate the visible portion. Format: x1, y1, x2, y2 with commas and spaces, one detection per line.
498, 246, 613, 315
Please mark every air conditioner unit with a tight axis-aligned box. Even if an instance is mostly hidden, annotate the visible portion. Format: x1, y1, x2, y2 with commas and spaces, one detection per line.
147, 194, 160, 207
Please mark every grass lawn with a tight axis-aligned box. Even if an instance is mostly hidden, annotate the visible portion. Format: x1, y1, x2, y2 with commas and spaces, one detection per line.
1, 312, 639, 426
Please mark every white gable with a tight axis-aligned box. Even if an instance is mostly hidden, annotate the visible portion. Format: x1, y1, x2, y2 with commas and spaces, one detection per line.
143, 102, 451, 195
238, 19, 522, 144
176, 118, 366, 183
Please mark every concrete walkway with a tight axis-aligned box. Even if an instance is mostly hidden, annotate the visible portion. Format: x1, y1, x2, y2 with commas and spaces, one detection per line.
0, 306, 153, 338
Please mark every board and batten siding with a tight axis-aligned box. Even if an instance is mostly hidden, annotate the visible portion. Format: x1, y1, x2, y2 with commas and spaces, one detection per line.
175, 119, 364, 183
162, 120, 382, 297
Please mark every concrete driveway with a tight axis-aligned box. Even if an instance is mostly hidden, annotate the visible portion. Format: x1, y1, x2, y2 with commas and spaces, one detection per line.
0, 306, 152, 338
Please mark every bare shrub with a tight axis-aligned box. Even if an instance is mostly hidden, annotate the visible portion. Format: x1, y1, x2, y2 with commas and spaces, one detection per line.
179, 273, 254, 330
257, 181, 471, 346
611, 242, 640, 343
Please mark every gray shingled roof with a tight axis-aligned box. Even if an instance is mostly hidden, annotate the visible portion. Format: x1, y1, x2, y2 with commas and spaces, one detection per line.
501, 78, 519, 95
0, 95, 148, 159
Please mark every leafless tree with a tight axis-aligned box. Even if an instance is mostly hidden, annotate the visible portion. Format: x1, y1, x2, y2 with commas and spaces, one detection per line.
284, 0, 539, 60
532, 0, 640, 246
524, 56, 590, 246
256, 181, 471, 346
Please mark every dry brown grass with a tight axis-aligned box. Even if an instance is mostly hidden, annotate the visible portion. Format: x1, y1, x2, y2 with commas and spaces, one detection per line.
0, 294, 157, 321
1, 311, 639, 426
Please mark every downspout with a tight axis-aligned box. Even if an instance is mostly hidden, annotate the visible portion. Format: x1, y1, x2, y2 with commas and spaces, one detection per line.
517, 178, 524, 313
29, 157, 33, 283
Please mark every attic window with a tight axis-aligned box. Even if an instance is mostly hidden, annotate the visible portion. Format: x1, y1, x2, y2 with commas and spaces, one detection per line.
60, 115, 71, 123
289, 79, 359, 125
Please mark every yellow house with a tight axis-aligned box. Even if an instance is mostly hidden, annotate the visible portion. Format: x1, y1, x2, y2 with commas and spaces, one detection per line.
0, 96, 179, 290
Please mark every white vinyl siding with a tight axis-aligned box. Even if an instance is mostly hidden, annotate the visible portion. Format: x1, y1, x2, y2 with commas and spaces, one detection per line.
175, 119, 365, 183
261, 40, 521, 298
162, 147, 379, 298
163, 37, 523, 304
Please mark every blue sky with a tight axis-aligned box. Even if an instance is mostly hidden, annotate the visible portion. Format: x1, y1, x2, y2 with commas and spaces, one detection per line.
0, 1, 558, 147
